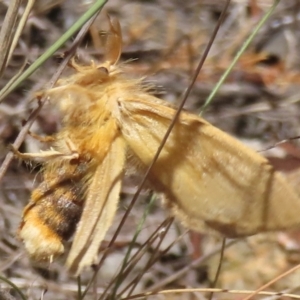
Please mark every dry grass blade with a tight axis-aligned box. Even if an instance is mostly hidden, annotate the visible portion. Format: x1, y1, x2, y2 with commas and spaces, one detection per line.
145, 240, 237, 293
0, 0, 22, 79
124, 287, 300, 300
208, 238, 226, 300
242, 263, 300, 300
117, 219, 175, 298
6, 0, 36, 65
97, 218, 172, 300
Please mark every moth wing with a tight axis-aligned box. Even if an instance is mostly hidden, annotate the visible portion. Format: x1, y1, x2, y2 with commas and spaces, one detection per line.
66, 136, 125, 275
116, 96, 300, 237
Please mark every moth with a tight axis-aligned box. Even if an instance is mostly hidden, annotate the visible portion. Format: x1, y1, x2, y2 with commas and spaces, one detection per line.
14, 18, 300, 275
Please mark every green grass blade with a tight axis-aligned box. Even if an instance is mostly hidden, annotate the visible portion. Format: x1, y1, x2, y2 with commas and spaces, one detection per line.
201, 0, 280, 114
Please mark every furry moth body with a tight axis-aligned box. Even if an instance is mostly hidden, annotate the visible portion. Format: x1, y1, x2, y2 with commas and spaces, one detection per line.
17, 19, 300, 275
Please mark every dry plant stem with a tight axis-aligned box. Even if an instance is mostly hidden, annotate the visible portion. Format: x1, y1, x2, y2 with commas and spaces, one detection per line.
0, 0, 22, 79
121, 225, 172, 289
115, 234, 168, 298
110, 194, 162, 297
261, 136, 300, 153
96, 219, 172, 299
2, 59, 28, 93
122, 236, 186, 298
144, 220, 175, 267
242, 263, 300, 300
89, 0, 230, 294
145, 239, 237, 292
0, 14, 100, 183
124, 287, 300, 300
101, 238, 158, 299
116, 219, 174, 297
124, 221, 184, 298
7, 0, 36, 64
0, 252, 23, 273
0, 102, 43, 183
98, 219, 172, 300
208, 237, 226, 300
77, 276, 82, 300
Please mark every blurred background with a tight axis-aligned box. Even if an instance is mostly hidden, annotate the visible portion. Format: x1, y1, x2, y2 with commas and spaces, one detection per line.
1, 0, 300, 299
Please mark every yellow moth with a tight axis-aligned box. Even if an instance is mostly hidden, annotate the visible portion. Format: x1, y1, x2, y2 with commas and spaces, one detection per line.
14, 18, 300, 275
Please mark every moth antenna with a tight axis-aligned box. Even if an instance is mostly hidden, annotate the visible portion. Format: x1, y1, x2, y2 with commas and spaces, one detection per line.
104, 15, 122, 65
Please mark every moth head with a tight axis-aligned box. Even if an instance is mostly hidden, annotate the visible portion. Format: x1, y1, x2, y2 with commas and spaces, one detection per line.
62, 16, 122, 88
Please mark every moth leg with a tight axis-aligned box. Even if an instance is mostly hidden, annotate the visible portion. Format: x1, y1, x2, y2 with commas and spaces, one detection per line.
64, 137, 79, 158
28, 131, 55, 143
9, 139, 79, 161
